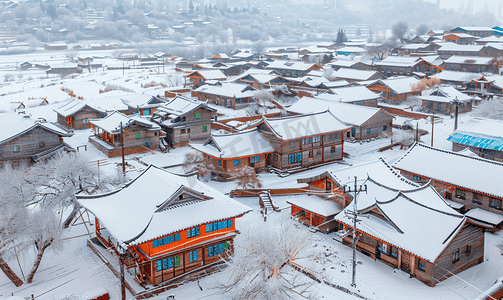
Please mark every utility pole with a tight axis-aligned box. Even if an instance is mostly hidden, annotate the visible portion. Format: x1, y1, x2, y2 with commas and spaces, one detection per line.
120, 122, 125, 175
415, 122, 419, 142
118, 242, 126, 300
343, 176, 367, 288
431, 115, 434, 147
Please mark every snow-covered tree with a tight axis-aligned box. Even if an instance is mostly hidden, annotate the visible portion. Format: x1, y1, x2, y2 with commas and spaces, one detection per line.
216, 219, 320, 299
233, 166, 262, 189
392, 21, 409, 43
472, 98, 503, 119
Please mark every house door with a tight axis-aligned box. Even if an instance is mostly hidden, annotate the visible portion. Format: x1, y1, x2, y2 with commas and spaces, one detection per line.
326, 180, 332, 191
445, 191, 452, 200
351, 127, 356, 137
401, 252, 411, 273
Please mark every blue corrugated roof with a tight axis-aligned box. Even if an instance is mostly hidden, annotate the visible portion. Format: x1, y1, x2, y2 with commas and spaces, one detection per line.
447, 132, 503, 151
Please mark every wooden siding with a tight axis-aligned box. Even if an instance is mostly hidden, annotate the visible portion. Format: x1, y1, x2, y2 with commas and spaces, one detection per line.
57, 106, 106, 130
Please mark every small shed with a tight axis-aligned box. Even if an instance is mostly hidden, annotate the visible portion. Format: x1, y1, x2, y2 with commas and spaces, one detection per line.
54, 99, 107, 130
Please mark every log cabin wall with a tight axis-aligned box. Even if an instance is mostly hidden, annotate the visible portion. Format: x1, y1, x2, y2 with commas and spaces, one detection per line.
57, 107, 106, 130
167, 107, 213, 146
0, 126, 62, 166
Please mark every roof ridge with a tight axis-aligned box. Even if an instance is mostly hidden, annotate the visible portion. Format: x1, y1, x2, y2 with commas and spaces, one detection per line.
416, 142, 503, 167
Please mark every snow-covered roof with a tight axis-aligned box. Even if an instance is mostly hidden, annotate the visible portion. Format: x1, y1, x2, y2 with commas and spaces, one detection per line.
265, 60, 318, 71
418, 85, 477, 103
191, 128, 274, 159
453, 26, 494, 32
465, 208, 503, 226
375, 56, 425, 67
444, 33, 476, 38
185, 69, 227, 80
447, 117, 503, 151
299, 76, 329, 87
323, 80, 350, 88
54, 99, 105, 117
286, 195, 342, 217
90, 111, 161, 134
0, 112, 72, 146
318, 85, 380, 103
156, 95, 215, 120
400, 43, 430, 50
332, 68, 382, 81
121, 94, 165, 109
195, 82, 256, 98
368, 76, 420, 94
233, 52, 254, 58
435, 70, 481, 83
476, 35, 503, 43
77, 165, 252, 245
444, 55, 493, 65
336, 46, 367, 53
288, 97, 391, 126
437, 43, 483, 52
394, 143, 503, 199
260, 110, 350, 140
335, 177, 466, 262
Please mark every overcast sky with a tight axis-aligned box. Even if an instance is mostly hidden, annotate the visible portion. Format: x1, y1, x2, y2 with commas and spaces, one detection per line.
424, 0, 503, 15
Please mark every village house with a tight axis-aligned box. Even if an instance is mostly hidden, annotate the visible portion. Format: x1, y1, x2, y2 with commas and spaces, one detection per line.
435, 70, 481, 87
366, 76, 421, 101
77, 165, 251, 287
184, 70, 227, 87
394, 143, 503, 230
475, 35, 503, 45
399, 43, 440, 55
375, 56, 439, 77
54, 99, 107, 130
336, 46, 367, 57
443, 33, 476, 45
447, 117, 503, 163
191, 128, 275, 181
152, 96, 216, 148
327, 59, 375, 71
288, 98, 394, 140
316, 85, 381, 107
465, 75, 503, 97
121, 94, 166, 116
89, 111, 165, 157
419, 85, 476, 115
436, 43, 484, 59
330, 68, 385, 82
441, 56, 497, 74
211, 53, 230, 63
0, 112, 74, 168
297, 158, 485, 286
191, 82, 257, 110
449, 26, 497, 38
265, 60, 322, 77
253, 111, 350, 171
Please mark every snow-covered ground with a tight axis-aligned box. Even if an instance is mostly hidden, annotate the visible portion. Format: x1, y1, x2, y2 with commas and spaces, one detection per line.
1, 50, 502, 300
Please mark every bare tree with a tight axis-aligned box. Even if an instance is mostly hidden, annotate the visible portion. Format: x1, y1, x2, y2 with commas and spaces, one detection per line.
233, 166, 262, 189
410, 77, 441, 92
216, 219, 321, 299
416, 23, 429, 36
252, 40, 266, 57
183, 152, 213, 180
367, 39, 399, 60
392, 21, 409, 43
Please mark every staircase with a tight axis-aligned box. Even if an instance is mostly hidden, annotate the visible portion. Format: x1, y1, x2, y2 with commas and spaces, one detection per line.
259, 192, 280, 213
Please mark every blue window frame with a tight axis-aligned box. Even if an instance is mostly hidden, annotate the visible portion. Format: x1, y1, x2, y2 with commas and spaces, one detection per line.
413, 176, 421, 181
233, 159, 240, 166
390, 92, 397, 98
251, 156, 259, 163
208, 242, 229, 257
205, 219, 233, 233
187, 226, 201, 239
367, 128, 371, 134
217, 160, 222, 166
288, 153, 301, 164
189, 250, 197, 262
156, 256, 181, 271
152, 233, 181, 248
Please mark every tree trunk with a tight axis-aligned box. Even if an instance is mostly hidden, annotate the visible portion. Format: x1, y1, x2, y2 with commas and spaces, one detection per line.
26, 240, 52, 284
0, 254, 23, 287
63, 203, 81, 229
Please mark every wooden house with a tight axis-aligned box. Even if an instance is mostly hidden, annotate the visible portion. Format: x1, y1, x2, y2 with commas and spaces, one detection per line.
191, 128, 275, 180
0, 112, 73, 168
288, 98, 394, 140
336, 47, 367, 57
54, 99, 107, 130
265, 60, 322, 77
449, 26, 496, 38
465, 75, 503, 97
436, 44, 484, 59
475, 35, 503, 45
234, 73, 297, 89
447, 117, 503, 164
435, 70, 481, 87
327, 59, 375, 71
286, 194, 343, 232
331, 68, 385, 82
152, 96, 216, 148
15, 98, 49, 110
318, 85, 381, 107
211, 53, 230, 63
253, 111, 350, 171
184, 70, 226, 87
419, 86, 475, 115
441, 56, 497, 74
46, 66, 82, 76
191, 82, 257, 110
121, 94, 166, 116
366, 77, 421, 101
375, 57, 439, 77
77, 165, 251, 287
394, 143, 503, 230
298, 158, 484, 286
89, 111, 165, 157
443, 33, 476, 45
